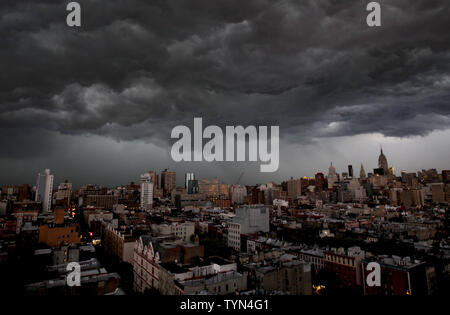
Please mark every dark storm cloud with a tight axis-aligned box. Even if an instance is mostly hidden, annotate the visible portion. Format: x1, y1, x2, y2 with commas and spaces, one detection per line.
1, 0, 450, 160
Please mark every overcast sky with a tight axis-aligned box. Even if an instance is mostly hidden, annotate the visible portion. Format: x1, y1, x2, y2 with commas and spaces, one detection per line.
1, 0, 450, 188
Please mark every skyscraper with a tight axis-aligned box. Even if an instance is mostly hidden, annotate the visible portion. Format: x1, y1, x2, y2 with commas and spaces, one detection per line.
230, 185, 247, 204
328, 163, 338, 189
55, 181, 72, 207
188, 180, 199, 194
315, 172, 326, 191
161, 168, 176, 197
35, 169, 54, 212
360, 163, 366, 180
185, 172, 195, 189
140, 172, 154, 210
148, 170, 159, 189
287, 177, 302, 199
378, 146, 389, 175
348, 165, 354, 178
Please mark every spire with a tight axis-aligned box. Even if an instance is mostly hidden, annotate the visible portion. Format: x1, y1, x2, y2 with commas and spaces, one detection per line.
378, 145, 388, 173
360, 163, 366, 179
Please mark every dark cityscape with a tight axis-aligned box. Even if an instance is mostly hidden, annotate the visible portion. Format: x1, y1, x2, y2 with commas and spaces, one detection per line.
1, 0, 450, 310
1, 149, 450, 297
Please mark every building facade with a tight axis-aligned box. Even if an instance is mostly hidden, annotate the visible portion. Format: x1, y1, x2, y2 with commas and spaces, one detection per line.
35, 169, 53, 212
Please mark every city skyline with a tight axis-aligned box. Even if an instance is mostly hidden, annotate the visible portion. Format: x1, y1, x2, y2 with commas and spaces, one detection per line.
3, 145, 449, 189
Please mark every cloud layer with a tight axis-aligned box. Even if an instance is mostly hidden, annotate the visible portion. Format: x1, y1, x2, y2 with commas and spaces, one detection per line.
1, 0, 449, 185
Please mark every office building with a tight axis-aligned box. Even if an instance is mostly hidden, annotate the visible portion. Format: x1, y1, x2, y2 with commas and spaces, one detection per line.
378, 147, 389, 175
287, 177, 302, 199
35, 169, 54, 212
230, 185, 247, 204
227, 205, 270, 251
140, 172, 154, 210
161, 169, 176, 197
328, 163, 338, 189
185, 172, 195, 189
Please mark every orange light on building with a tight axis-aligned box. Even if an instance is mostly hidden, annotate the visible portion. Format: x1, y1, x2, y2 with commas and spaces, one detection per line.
312, 285, 325, 295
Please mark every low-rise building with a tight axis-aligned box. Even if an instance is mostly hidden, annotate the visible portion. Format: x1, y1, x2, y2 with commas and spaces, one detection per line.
152, 221, 195, 241
103, 224, 136, 263
297, 248, 325, 274
133, 235, 204, 294
177, 270, 247, 295
362, 255, 430, 295
324, 246, 365, 290
255, 259, 312, 295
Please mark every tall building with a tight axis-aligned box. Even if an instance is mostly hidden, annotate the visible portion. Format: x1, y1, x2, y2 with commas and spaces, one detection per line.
442, 170, 450, 184
161, 168, 176, 197
148, 170, 159, 189
140, 172, 154, 210
315, 172, 326, 191
187, 179, 199, 194
185, 172, 195, 189
431, 183, 445, 204
388, 167, 396, 176
360, 163, 366, 180
55, 181, 72, 206
230, 185, 247, 204
35, 169, 54, 212
378, 146, 389, 175
287, 177, 302, 199
327, 163, 338, 189
348, 165, 353, 178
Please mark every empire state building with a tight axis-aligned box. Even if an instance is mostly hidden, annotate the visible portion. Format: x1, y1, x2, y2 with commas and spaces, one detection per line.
378, 147, 389, 175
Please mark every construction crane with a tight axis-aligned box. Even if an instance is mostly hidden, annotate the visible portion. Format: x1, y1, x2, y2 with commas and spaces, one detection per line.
236, 172, 244, 185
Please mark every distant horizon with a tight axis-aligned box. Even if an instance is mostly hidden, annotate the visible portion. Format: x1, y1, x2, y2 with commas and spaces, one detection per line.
4, 157, 449, 190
